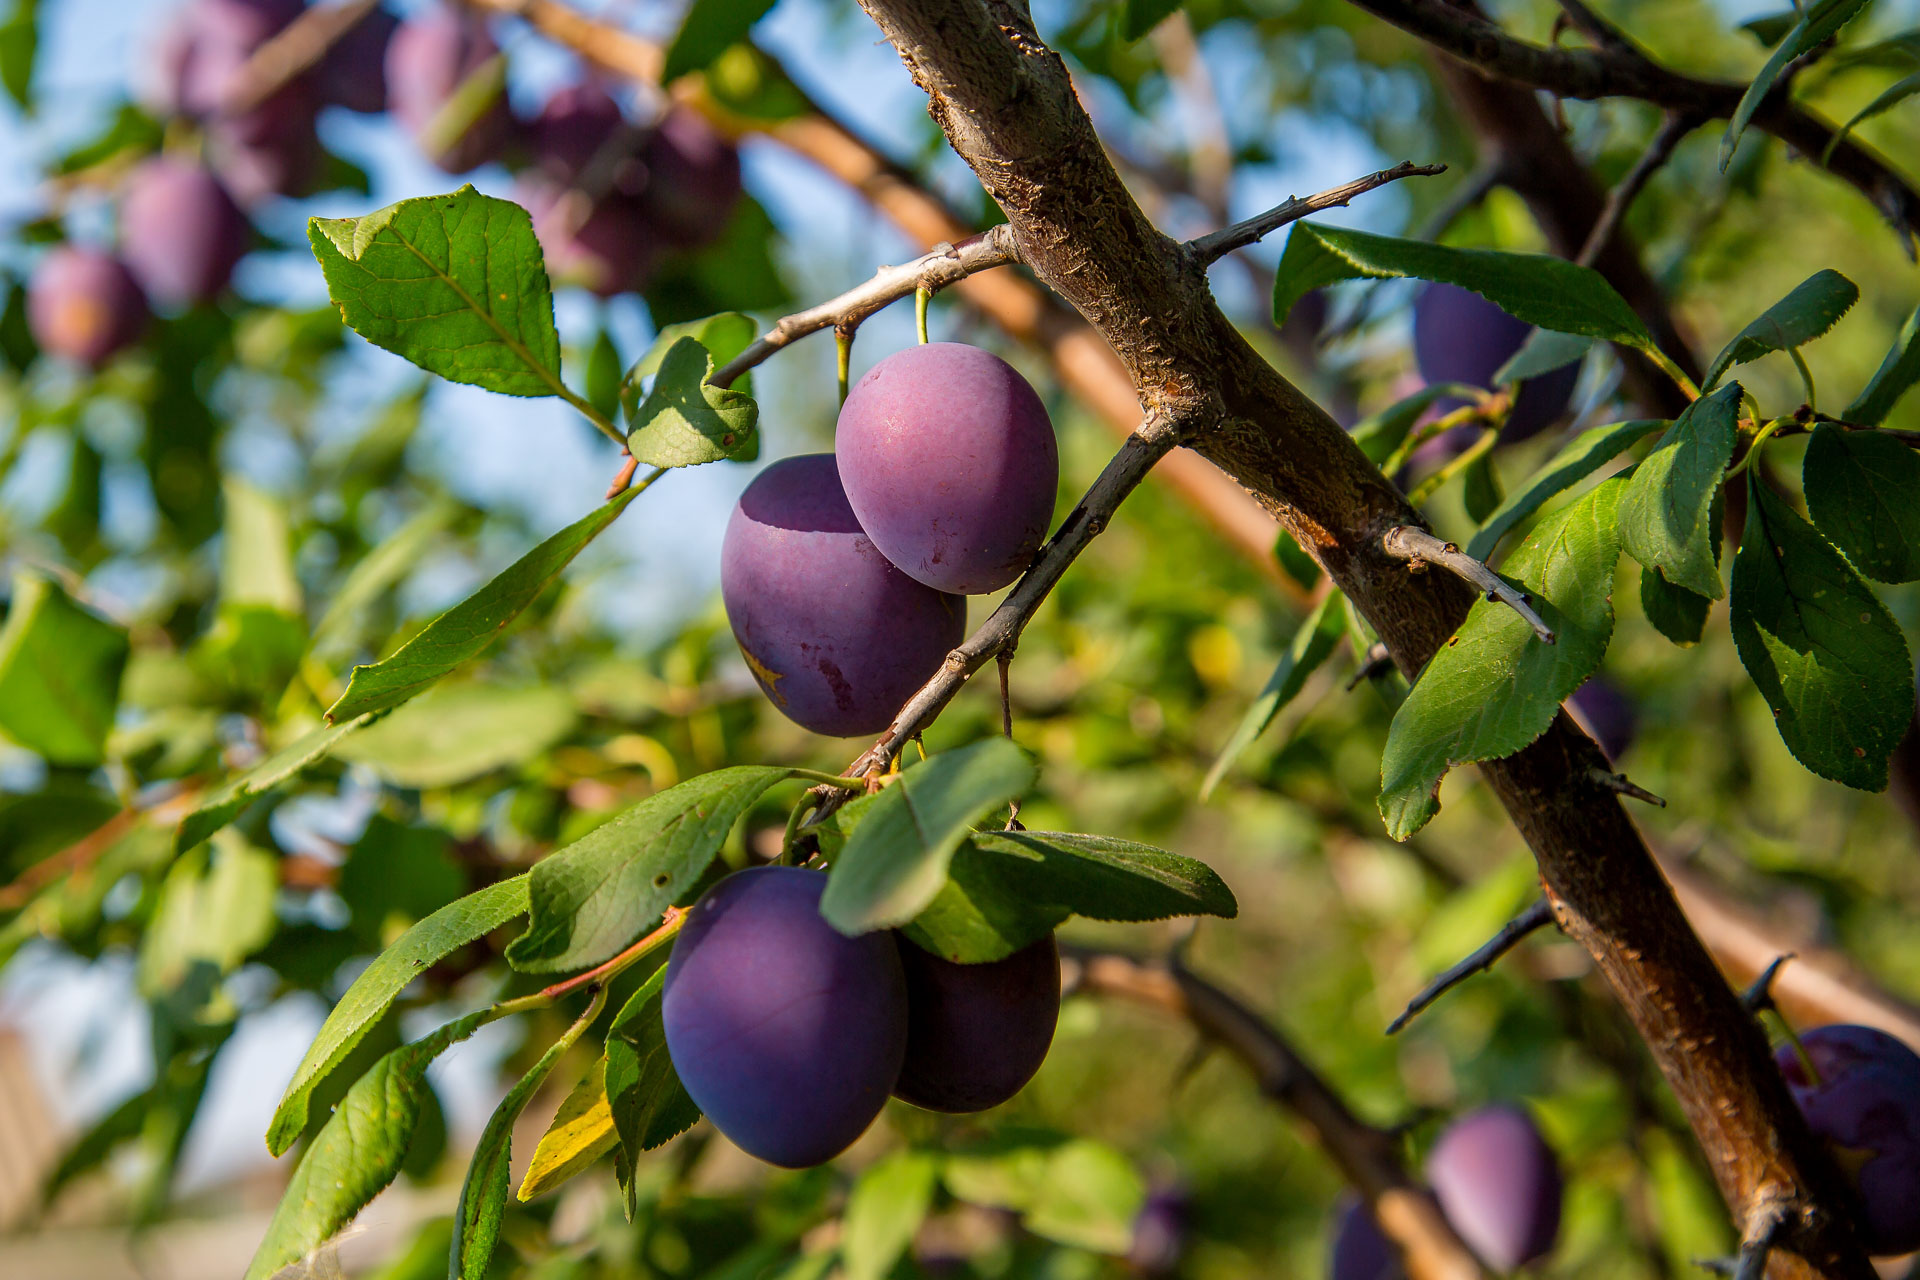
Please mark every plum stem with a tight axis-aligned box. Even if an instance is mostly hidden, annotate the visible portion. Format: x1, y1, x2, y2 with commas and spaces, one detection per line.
1381, 525, 1557, 644
1185, 161, 1447, 264
498, 907, 689, 1016
915, 285, 931, 344
1386, 896, 1558, 1035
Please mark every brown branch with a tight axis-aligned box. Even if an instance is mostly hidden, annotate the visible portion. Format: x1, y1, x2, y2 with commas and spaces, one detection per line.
0, 781, 201, 911
1067, 947, 1488, 1280
1386, 897, 1557, 1035
1576, 112, 1700, 268
219, 0, 383, 118
1381, 525, 1556, 643
1188, 161, 1446, 263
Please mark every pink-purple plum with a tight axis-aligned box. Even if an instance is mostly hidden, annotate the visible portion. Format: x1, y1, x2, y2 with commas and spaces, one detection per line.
1329, 1195, 1404, 1280
1776, 1024, 1920, 1255
721, 454, 965, 737
891, 933, 1059, 1112
835, 342, 1059, 595
528, 81, 641, 189
1568, 677, 1636, 764
318, 4, 399, 112
1413, 283, 1579, 442
119, 158, 250, 306
637, 107, 741, 249
1425, 1104, 1562, 1269
517, 176, 656, 298
27, 247, 149, 367
385, 5, 511, 173
1129, 1184, 1193, 1277
661, 865, 908, 1167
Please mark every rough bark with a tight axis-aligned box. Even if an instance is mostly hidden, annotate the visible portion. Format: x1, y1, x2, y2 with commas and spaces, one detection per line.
853, 0, 1874, 1273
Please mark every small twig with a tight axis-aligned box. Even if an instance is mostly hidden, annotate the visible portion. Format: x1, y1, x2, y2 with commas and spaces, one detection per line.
1772, 414, 1920, 448
1588, 768, 1668, 807
219, 0, 383, 118
997, 651, 1014, 739
0, 781, 202, 911
1387, 897, 1558, 1035
1577, 112, 1699, 267
1741, 954, 1796, 1015
1187, 161, 1447, 265
605, 454, 640, 500
1347, 641, 1394, 691
1381, 525, 1556, 644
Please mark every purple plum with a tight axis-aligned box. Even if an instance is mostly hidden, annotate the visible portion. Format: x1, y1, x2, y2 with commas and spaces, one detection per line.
119, 158, 251, 306
385, 4, 511, 173
517, 175, 657, 298
1329, 1194, 1404, 1280
835, 342, 1059, 595
318, 4, 399, 113
662, 865, 909, 1167
1776, 1023, 1920, 1255
892, 933, 1059, 1113
528, 81, 641, 188
1424, 1104, 1562, 1269
1129, 1183, 1193, 1277
637, 107, 741, 249
1413, 283, 1579, 442
27, 247, 149, 367
1567, 677, 1637, 763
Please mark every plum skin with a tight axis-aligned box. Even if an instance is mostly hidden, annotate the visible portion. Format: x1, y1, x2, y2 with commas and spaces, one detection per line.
835, 343, 1059, 595
119, 159, 251, 307
1425, 1104, 1562, 1270
1412, 283, 1579, 442
517, 85, 656, 296
892, 933, 1060, 1112
1329, 1194, 1404, 1280
661, 865, 909, 1168
385, 5, 511, 173
1776, 1023, 1920, 1255
721, 454, 966, 737
638, 107, 742, 249
28, 247, 150, 367
1567, 677, 1636, 763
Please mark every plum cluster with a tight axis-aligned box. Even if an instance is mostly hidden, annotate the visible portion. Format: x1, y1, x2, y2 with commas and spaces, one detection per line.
1775, 1023, 1920, 1256
721, 343, 1059, 737
660, 866, 1060, 1166
1330, 1104, 1563, 1278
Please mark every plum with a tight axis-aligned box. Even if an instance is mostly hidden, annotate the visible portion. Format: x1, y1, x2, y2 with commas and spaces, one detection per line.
1424, 1104, 1562, 1269
27, 247, 149, 367
517, 176, 656, 298
1412, 283, 1579, 442
1129, 1184, 1192, 1277
721, 454, 966, 737
1329, 1195, 1404, 1280
1568, 677, 1636, 763
661, 865, 908, 1167
152, 0, 304, 118
892, 933, 1059, 1112
835, 343, 1059, 595
1775, 1023, 1920, 1255
385, 4, 511, 173
318, 4, 399, 113
119, 159, 250, 306
637, 107, 741, 249
528, 82, 641, 188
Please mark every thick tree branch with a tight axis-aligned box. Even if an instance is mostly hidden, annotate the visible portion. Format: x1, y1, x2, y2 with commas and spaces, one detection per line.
1188, 161, 1446, 263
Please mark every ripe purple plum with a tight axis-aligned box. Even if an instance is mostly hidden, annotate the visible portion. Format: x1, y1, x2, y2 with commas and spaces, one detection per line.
1329, 1195, 1404, 1280
1424, 1104, 1562, 1270
27, 247, 149, 367
385, 5, 511, 173
1775, 1023, 1920, 1255
1413, 283, 1579, 442
318, 4, 399, 113
1129, 1184, 1192, 1277
835, 343, 1059, 595
638, 107, 742, 249
1567, 677, 1636, 763
119, 159, 251, 307
529, 82, 641, 188
721, 454, 966, 737
662, 866, 908, 1167
152, 0, 303, 118
892, 933, 1059, 1112
518, 176, 656, 298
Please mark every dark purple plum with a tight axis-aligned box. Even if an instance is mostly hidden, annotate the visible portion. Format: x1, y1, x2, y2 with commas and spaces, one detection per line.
119, 159, 250, 306
1424, 1104, 1562, 1270
318, 4, 399, 112
529, 81, 641, 188
637, 107, 741, 249
662, 865, 908, 1167
1567, 677, 1636, 763
1775, 1023, 1920, 1255
518, 176, 656, 298
721, 454, 965, 737
1129, 1183, 1192, 1277
892, 933, 1059, 1112
152, 0, 304, 118
1413, 283, 1579, 442
27, 247, 149, 367
385, 5, 511, 173
1328, 1195, 1404, 1280
835, 343, 1059, 595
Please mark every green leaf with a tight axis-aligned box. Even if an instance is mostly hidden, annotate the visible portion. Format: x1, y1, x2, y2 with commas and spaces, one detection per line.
605, 964, 701, 1213
310, 501, 460, 660
340, 816, 466, 942
248, 1011, 491, 1280
0, 0, 37, 110
899, 852, 1071, 965
1273, 530, 1322, 590
1200, 593, 1345, 798
1723, 0, 1872, 169
1272, 223, 1653, 350
222, 476, 303, 614
843, 1150, 940, 1280
624, 336, 758, 468
1802, 424, 1920, 582
308, 186, 563, 398
1492, 329, 1595, 385
508, 766, 803, 973
626, 311, 757, 396
1466, 419, 1664, 561
942, 1134, 1146, 1254
0, 569, 128, 767
1730, 474, 1913, 789
1380, 476, 1627, 840
327, 488, 640, 721
661, 0, 777, 83
820, 739, 1037, 936
1641, 567, 1714, 647
176, 715, 372, 853
1845, 305, 1920, 425
1702, 271, 1858, 390
1617, 382, 1742, 600
1824, 70, 1920, 161
1740, 11, 1800, 44
518, 1059, 618, 1202
585, 328, 622, 425
1462, 450, 1504, 524
332, 683, 578, 788
1349, 384, 1477, 467
1121, 0, 1183, 40
267, 876, 529, 1156
136, 834, 278, 998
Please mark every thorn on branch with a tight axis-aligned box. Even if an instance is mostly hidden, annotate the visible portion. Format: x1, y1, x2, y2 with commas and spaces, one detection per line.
1741, 954, 1796, 1015
1381, 525, 1556, 644
1587, 767, 1667, 807
1387, 896, 1557, 1035
1347, 642, 1394, 691
1186, 161, 1447, 264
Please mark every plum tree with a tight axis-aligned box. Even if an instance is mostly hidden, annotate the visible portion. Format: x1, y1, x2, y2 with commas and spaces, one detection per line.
26, 247, 149, 367
317, 4, 399, 114
721, 453, 966, 737
1424, 1104, 1562, 1269
1775, 1024, 1920, 1255
636, 107, 742, 250
891, 933, 1059, 1112
119, 159, 250, 307
1328, 1195, 1403, 1280
661, 866, 908, 1168
1412, 283, 1579, 441
385, 4, 510, 173
835, 342, 1059, 594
